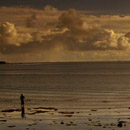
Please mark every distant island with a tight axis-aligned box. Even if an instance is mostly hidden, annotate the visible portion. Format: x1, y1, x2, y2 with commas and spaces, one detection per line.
0, 61, 6, 64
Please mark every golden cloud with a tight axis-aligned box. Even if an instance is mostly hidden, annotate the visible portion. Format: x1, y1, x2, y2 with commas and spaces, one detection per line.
0, 7, 130, 61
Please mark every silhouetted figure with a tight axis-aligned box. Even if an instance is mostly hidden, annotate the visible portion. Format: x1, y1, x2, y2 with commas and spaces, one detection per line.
20, 94, 25, 118
20, 94, 25, 107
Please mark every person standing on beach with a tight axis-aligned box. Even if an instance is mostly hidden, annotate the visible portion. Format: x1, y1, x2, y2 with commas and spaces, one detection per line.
20, 94, 25, 107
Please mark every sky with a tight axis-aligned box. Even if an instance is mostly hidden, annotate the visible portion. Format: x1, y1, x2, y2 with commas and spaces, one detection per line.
0, 1, 130, 62
1, 0, 130, 13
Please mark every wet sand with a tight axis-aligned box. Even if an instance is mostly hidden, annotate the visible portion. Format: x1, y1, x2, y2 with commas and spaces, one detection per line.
1, 90, 130, 130
1, 100, 130, 130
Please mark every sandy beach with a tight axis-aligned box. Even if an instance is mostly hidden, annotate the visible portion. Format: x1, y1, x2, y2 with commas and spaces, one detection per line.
1, 105, 130, 130
1, 91, 130, 130
1, 62, 130, 130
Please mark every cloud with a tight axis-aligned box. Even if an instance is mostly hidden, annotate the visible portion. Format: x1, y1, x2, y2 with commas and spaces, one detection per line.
43, 5, 58, 12
25, 14, 38, 28
0, 8, 130, 61
0, 10, 130, 54
55, 9, 130, 51
58, 9, 87, 31
0, 22, 32, 47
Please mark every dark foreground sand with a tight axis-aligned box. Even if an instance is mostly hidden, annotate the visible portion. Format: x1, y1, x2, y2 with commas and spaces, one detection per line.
1, 106, 130, 130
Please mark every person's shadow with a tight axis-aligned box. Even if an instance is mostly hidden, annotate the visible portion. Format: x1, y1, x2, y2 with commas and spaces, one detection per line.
21, 106, 25, 118
20, 94, 25, 118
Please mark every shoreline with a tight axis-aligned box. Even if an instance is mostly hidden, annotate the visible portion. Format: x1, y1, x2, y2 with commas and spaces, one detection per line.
2, 60, 130, 64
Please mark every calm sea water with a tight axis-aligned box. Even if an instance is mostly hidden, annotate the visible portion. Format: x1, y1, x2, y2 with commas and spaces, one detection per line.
0, 62, 130, 118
